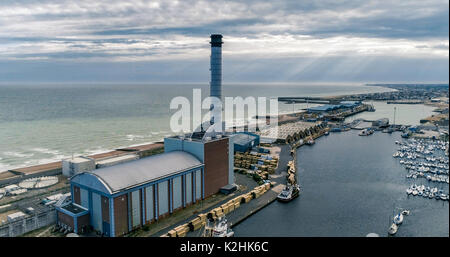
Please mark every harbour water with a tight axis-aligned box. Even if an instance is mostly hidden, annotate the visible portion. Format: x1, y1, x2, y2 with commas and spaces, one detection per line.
233, 130, 449, 237
0, 83, 395, 171
345, 101, 437, 126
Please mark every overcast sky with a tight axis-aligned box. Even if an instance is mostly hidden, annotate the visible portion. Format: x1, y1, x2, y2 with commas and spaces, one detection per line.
0, 0, 448, 83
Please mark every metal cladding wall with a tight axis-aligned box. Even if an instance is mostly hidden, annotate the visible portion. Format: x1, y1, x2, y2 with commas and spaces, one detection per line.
185, 173, 192, 205
203, 137, 229, 197
195, 169, 202, 200
172, 176, 182, 210
144, 185, 154, 222
101, 196, 110, 236
73, 186, 81, 205
164, 137, 205, 162
113, 194, 128, 237
130, 190, 141, 229
158, 181, 169, 217
80, 188, 89, 208
91, 192, 102, 232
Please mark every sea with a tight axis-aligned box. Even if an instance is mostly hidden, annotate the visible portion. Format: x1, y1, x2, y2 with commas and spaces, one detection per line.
0, 83, 435, 172
232, 130, 449, 237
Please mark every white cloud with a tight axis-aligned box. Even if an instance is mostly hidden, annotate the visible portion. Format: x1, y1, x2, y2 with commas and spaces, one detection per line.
0, 0, 447, 62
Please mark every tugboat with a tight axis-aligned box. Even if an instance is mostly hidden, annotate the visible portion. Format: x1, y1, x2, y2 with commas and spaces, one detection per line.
388, 223, 398, 236
277, 184, 300, 202
202, 216, 234, 237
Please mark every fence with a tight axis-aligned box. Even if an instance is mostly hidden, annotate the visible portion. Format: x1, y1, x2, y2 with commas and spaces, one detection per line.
0, 208, 56, 237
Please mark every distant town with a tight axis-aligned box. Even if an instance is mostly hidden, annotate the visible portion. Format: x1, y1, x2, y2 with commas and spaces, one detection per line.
342, 84, 449, 102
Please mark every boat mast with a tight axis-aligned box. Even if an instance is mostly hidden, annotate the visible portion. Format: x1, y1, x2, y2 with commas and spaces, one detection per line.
393, 107, 397, 127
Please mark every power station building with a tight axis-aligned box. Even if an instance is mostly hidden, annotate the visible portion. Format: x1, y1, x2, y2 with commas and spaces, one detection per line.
56, 134, 234, 237
55, 34, 237, 237
57, 150, 206, 236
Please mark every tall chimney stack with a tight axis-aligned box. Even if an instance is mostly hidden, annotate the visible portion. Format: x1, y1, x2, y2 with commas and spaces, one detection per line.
210, 34, 223, 101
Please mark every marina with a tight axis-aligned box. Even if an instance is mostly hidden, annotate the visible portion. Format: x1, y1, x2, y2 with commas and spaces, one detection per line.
393, 139, 449, 188
232, 130, 449, 237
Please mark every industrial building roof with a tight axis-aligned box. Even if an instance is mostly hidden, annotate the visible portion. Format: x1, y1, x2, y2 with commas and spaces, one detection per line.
73, 151, 203, 194
307, 104, 341, 112
340, 101, 361, 105
233, 133, 258, 146
340, 101, 361, 108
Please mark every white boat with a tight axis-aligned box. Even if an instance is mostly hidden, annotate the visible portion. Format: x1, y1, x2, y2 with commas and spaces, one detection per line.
393, 213, 403, 225
306, 138, 315, 145
388, 223, 398, 235
412, 190, 418, 196
203, 216, 234, 237
277, 184, 300, 202
406, 189, 412, 195
359, 129, 373, 136
212, 217, 234, 237
401, 210, 410, 216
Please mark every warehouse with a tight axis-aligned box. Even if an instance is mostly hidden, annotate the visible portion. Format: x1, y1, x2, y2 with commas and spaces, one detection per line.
340, 101, 361, 108
232, 132, 260, 153
56, 151, 205, 237
307, 104, 342, 113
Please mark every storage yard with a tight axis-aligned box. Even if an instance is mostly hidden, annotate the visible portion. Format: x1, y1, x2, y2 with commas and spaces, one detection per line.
257, 121, 323, 143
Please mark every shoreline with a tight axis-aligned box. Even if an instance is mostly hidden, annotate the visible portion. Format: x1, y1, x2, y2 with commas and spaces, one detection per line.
2, 82, 446, 174
1, 98, 443, 177
0, 83, 405, 173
